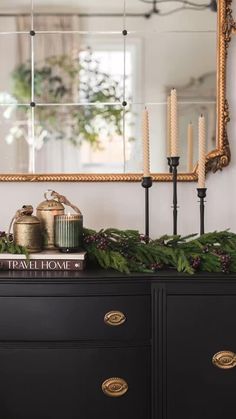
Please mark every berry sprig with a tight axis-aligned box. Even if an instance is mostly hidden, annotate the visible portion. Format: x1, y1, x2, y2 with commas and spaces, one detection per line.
220, 254, 232, 273
150, 262, 164, 272
190, 256, 201, 270
0, 232, 13, 241
84, 232, 110, 251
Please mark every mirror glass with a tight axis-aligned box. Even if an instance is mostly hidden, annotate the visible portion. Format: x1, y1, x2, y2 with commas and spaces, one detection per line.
0, 0, 217, 174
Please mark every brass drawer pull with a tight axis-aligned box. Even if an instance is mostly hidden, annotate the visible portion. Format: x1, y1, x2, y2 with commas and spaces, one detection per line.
102, 377, 128, 397
212, 351, 236, 369
104, 311, 126, 327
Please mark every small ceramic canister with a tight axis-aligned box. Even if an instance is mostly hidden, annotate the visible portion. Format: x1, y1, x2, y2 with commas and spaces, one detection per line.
36, 190, 65, 250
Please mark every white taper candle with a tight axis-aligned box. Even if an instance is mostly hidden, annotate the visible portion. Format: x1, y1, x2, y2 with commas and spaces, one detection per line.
167, 95, 171, 157
170, 88, 178, 157
187, 122, 194, 172
142, 107, 150, 177
198, 115, 206, 188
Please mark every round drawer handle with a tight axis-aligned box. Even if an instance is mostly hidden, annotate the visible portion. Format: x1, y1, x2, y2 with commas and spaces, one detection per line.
102, 377, 128, 397
104, 311, 126, 327
212, 351, 236, 369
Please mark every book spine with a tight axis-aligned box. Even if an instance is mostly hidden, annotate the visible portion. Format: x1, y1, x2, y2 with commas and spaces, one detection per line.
0, 259, 85, 271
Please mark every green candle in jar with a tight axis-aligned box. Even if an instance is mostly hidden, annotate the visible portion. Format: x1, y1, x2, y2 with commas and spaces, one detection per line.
54, 213, 83, 253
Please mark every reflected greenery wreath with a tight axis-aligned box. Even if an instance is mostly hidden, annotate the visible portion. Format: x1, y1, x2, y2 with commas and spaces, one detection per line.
10, 50, 127, 148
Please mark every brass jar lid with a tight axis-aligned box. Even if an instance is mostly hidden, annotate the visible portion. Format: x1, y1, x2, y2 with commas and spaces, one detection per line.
37, 199, 65, 212
37, 190, 65, 212
15, 214, 41, 224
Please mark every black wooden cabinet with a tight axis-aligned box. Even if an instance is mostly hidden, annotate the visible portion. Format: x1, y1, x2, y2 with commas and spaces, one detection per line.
0, 271, 235, 418
152, 278, 236, 419
166, 296, 236, 419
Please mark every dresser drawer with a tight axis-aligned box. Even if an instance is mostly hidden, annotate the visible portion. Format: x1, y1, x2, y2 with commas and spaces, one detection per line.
166, 295, 236, 419
0, 295, 150, 341
0, 345, 150, 419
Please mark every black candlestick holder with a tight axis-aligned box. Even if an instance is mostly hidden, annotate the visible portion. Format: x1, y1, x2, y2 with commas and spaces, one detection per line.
197, 188, 207, 235
142, 176, 153, 238
170, 156, 180, 236
167, 157, 173, 173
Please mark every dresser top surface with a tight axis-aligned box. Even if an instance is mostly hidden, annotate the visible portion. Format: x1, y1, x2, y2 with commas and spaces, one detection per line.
0, 268, 235, 282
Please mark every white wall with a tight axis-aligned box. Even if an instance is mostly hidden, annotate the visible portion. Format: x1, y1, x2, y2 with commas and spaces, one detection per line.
1, 12, 236, 237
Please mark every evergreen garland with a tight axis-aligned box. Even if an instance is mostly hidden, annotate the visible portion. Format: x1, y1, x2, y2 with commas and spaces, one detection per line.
0, 232, 29, 258
1, 229, 236, 275
83, 229, 236, 275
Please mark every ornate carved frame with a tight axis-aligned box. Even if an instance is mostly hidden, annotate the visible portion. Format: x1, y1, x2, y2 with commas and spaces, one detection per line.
0, 0, 234, 182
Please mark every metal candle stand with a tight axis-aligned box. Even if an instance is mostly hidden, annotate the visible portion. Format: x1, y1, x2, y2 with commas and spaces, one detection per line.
197, 188, 207, 235
142, 176, 153, 238
170, 156, 180, 235
141, 159, 207, 239
167, 157, 173, 173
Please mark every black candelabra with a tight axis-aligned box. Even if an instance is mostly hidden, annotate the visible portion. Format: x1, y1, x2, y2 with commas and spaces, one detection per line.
197, 188, 207, 235
142, 176, 153, 238
170, 156, 180, 235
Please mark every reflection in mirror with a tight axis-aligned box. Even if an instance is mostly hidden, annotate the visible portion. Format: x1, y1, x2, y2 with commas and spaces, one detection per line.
0, 0, 217, 175
34, 105, 125, 173
0, 106, 29, 172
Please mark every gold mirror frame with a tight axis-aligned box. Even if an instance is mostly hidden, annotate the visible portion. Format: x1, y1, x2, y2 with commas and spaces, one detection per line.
0, 0, 234, 182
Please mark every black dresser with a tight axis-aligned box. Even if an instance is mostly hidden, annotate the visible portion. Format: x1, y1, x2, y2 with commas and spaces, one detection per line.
0, 270, 235, 419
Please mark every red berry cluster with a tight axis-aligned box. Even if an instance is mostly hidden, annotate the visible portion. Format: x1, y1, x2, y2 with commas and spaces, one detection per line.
0, 232, 13, 241
190, 256, 201, 270
214, 249, 232, 273
84, 233, 109, 251
150, 262, 164, 272
220, 254, 231, 273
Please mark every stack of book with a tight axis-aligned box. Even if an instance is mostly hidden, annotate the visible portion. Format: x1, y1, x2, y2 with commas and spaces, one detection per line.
0, 251, 86, 271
